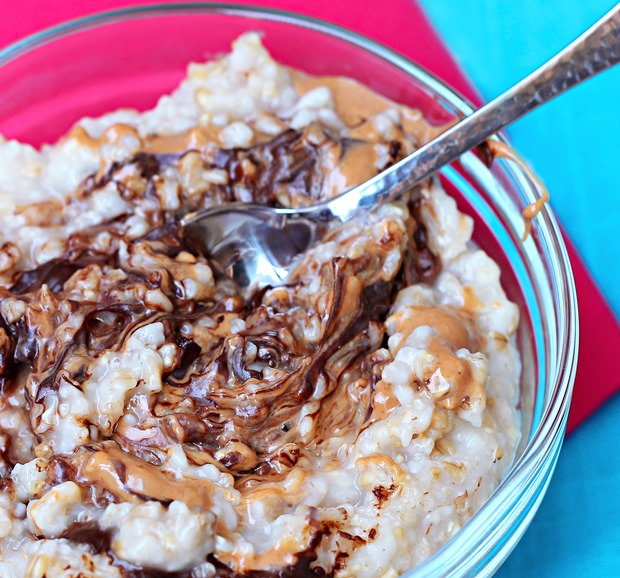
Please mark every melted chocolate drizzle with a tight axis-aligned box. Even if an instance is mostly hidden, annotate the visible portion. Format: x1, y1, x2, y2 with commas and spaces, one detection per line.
0, 120, 439, 577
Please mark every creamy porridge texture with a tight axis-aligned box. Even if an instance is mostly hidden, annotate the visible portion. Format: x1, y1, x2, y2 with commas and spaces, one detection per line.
0, 34, 521, 577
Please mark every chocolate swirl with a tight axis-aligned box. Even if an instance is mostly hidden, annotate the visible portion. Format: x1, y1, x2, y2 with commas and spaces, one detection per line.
0, 108, 440, 576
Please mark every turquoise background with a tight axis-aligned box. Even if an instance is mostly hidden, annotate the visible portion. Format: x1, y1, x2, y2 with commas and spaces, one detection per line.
418, 2, 620, 576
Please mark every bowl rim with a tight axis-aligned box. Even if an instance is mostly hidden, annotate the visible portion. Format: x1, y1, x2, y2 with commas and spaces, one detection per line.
0, 3, 579, 577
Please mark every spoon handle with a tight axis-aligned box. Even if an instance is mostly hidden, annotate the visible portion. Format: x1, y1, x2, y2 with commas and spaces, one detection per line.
327, 4, 620, 220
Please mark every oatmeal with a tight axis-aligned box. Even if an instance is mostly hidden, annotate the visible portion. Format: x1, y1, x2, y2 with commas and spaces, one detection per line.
0, 33, 521, 577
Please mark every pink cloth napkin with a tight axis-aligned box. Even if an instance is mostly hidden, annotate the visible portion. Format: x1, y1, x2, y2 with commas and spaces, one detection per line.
2, 0, 619, 432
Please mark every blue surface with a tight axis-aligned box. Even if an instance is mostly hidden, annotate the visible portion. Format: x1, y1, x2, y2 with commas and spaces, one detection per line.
417, 2, 620, 576
499, 392, 620, 577
419, 0, 620, 318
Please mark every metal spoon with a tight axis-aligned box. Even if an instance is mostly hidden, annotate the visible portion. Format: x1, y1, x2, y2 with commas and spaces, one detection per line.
182, 5, 619, 289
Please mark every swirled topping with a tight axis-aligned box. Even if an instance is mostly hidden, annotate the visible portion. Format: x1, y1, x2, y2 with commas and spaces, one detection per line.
0, 33, 521, 578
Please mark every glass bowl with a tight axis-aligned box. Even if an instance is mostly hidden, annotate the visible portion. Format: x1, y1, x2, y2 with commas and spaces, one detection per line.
0, 4, 578, 577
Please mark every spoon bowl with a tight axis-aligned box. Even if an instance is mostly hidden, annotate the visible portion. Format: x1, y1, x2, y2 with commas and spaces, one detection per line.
183, 203, 320, 287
